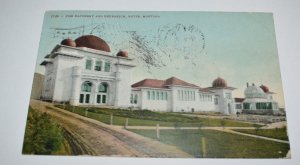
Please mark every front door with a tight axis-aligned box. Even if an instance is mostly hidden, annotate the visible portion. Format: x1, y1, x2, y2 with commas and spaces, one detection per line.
96, 94, 107, 104
79, 94, 90, 104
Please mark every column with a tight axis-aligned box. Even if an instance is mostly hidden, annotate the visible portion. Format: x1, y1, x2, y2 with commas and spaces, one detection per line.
70, 66, 82, 106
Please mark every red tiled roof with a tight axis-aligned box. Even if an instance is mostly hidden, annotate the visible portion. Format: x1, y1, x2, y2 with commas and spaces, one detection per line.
131, 79, 166, 89
131, 77, 200, 89
165, 77, 199, 88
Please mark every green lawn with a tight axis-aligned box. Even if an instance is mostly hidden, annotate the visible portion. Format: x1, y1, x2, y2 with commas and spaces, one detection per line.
129, 129, 290, 158
54, 105, 258, 127
233, 128, 289, 141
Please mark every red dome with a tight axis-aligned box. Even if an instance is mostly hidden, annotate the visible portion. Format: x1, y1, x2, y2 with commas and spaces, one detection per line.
116, 50, 128, 57
260, 85, 269, 93
75, 35, 111, 52
212, 77, 227, 88
61, 38, 76, 47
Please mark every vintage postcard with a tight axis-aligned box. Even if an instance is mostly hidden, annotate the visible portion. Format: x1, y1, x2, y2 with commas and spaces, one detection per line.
23, 10, 290, 158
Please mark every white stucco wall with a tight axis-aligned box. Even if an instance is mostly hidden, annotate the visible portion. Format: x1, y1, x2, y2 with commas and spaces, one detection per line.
114, 63, 134, 107
139, 88, 171, 112
41, 57, 58, 100
133, 86, 216, 113
52, 55, 83, 102
210, 88, 236, 115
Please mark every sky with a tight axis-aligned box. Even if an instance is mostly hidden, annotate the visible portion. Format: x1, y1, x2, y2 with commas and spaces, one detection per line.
35, 11, 285, 107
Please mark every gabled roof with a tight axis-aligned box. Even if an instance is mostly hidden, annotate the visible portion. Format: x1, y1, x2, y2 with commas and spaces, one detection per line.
131, 79, 166, 89
131, 77, 200, 89
165, 77, 199, 88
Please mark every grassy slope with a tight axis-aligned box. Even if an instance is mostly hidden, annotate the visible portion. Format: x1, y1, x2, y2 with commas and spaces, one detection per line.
23, 107, 71, 155
233, 128, 289, 141
130, 129, 290, 158
55, 105, 257, 127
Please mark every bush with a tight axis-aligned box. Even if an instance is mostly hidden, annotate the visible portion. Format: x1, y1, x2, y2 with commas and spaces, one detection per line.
22, 107, 64, 155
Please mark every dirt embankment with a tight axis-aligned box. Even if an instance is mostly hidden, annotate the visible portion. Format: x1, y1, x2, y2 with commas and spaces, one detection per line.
29, 100, 191, 157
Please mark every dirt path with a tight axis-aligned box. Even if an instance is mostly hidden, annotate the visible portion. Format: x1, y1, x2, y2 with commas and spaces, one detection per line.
29, 100, 192, 157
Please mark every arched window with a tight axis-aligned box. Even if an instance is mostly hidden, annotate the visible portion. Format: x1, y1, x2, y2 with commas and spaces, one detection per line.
98, 83, 108, 93
81, 81, 92, 92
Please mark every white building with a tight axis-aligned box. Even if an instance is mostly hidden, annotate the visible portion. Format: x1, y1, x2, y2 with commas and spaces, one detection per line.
40, 35, 135, 108
40, 35, 237, 114
130, 77, 236, 114
234, 83, 279, 115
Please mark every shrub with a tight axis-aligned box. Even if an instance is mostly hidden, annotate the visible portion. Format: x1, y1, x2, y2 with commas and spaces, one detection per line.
22, 107, 64, 155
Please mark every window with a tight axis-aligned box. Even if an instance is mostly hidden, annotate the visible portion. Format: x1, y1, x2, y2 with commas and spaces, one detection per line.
85, 59, 92, 70
236, 104, 242, 109
99, 83, 108, 93
81, 81, 92, 92
225, 93, 232, 99
165, 92, 168, 100
95, 60, 102, 71
130, 94, 134, 104
97, 95, 101, 103
85, 94, 90, 103
104, 61, 111, 72
147, 91, 151, 100
79, 94, 84, 103
160, 92, 163, 100
192, 91, 195, 101
130, 94, 138, 104
156, 91, 159, 100
243, 103, 250, 110
267, 102, 272, 109
256, 102, 267, 110
214, 97, 218, 105
273, 103, 278, 110
134, 94, 138, 104
152, 91, 155, 100
102, 95, 106, 103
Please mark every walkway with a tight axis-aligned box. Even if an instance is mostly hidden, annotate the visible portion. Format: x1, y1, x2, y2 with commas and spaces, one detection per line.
30, 100, 192, 157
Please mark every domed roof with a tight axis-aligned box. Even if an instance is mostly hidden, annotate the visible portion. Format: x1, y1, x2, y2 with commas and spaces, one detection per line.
212, 77, 227, 88
61, 38, 76, 47
260, 85, 269, 93
74, 35, 111, 52
245, 84, 266, 98
116, 50, 128, 58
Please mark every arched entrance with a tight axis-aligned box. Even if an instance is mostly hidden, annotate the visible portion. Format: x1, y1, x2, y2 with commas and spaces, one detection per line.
96, 82, 109, 104
79, 81, 92, 104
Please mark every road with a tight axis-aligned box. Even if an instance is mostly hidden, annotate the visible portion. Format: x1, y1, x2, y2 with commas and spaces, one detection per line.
29, 100, 192, 157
